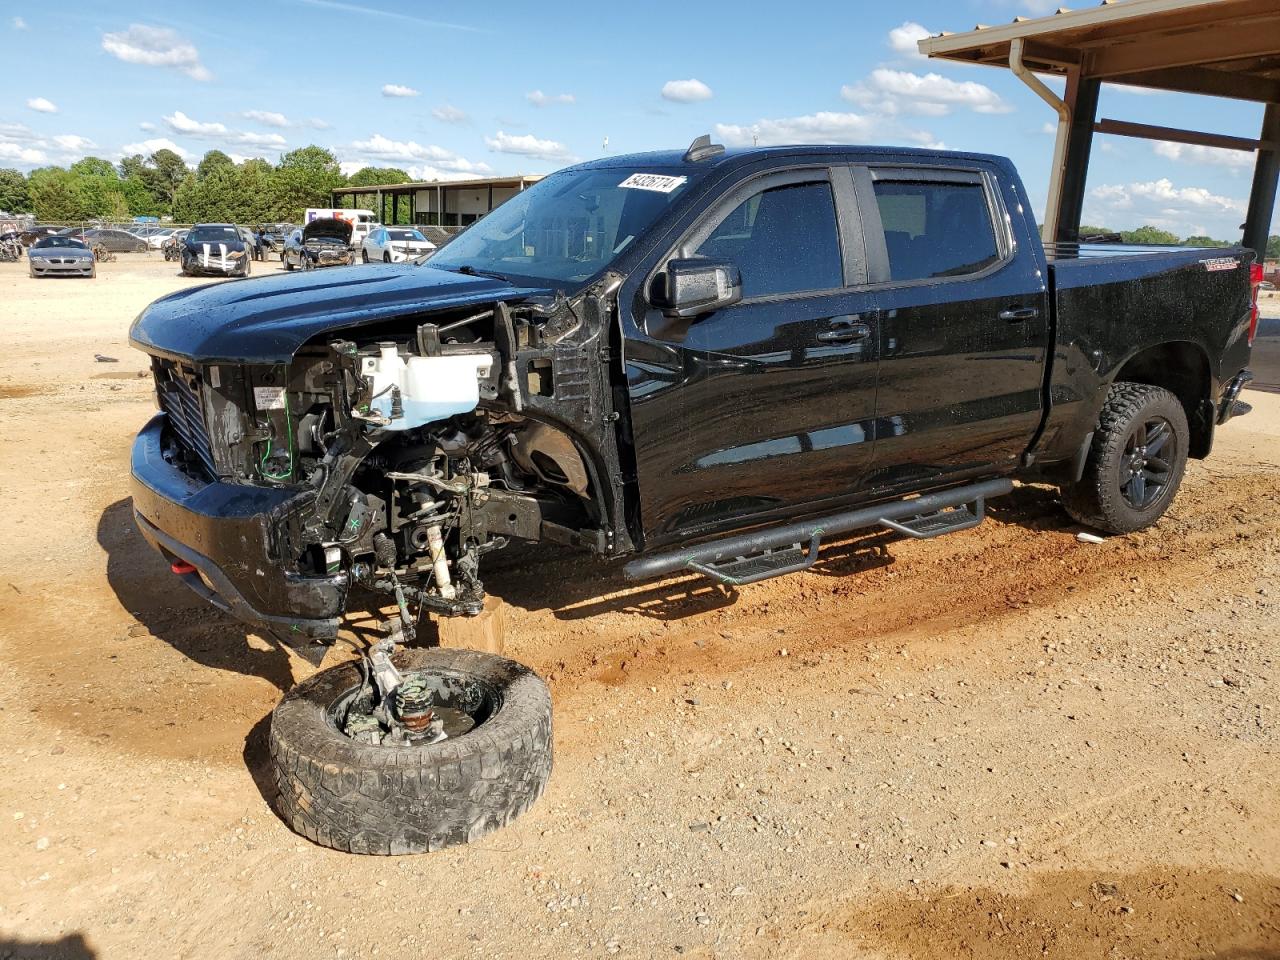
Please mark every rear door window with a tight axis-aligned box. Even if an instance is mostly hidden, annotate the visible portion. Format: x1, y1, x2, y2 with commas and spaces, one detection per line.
693, 180, 843, 299
870, 178, 1001, 282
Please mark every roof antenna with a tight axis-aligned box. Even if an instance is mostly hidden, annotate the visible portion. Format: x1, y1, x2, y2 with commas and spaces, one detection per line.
683, 134, 725, 163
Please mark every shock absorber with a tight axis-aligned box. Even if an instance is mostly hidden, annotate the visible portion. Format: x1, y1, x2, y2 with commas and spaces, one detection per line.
425, 524, 456, 600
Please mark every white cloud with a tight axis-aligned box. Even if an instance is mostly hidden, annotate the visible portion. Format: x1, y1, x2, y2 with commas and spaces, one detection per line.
1153, 140, 1254, 170
101, 24, 211, 81
119, 137, 196, 161
526, 90, 575, 107
661, 79, 713, 103
0, 143, 46, 164
164, 111, 228, 137
27, 97, 57, 114
160, 111, 287, 148
139, 121, 157, 131
338, 159, 485, 182
484, 130, 575, 161
347, 133, 492, 174
888, 21, 932, 59
0, 123, 97, 167
309, 118, 331, 130
715, 111, 883, 146
243, 110, 290, 128
1086, 177, 1247, 237
52, 134, 95, 151
13, 16, 27, 30
842, 68, 1012, 115
382, 83, 420, 98
432, 104, 468, 123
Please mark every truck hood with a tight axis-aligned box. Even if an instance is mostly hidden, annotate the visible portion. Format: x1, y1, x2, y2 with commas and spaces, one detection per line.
130, 264, 550, 363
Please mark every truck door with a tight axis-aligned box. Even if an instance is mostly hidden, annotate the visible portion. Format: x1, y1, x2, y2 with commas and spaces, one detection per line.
853, 164, 1049, 488
623, 165, 880, 549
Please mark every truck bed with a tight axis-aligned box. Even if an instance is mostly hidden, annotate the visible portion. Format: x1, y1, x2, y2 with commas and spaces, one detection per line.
1030, 242, 1255, 467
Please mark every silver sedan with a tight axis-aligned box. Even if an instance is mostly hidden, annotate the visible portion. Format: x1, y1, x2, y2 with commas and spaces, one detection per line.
28, 236, 96, 278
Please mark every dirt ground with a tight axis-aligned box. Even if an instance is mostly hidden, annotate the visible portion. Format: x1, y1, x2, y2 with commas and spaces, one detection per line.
1, 254, 1278, 960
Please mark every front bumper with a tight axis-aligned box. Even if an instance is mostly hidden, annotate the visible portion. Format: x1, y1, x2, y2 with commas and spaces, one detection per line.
131, 414, 347, 644
183, 255, 247, 275
30, 257, 93, 276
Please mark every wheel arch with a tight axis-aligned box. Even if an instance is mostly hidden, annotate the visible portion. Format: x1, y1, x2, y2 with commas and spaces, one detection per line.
1111, 340, 1214, 459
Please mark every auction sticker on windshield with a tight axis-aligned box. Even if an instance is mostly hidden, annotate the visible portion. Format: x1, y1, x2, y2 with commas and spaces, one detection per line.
618, 173, 688, 193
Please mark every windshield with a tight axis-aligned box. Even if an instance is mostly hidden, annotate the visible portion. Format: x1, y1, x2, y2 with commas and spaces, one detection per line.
33, 236, 87, 249
188, 226, 240, 242
388, 230, 426, 241
428, 166, 699, 285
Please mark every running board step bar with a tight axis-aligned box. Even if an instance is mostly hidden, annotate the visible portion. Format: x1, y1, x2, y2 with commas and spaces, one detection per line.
623, 478, 1013, 586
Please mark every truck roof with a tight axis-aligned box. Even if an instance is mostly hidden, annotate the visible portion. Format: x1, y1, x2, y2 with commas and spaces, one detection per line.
579, 143, 1016, 173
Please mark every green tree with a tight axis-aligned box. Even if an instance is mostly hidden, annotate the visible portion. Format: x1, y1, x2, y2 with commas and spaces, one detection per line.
70, 156, 119, 180
1181, 235, 1231, 248
121, 175, 162, 218
1121, 225, 1180, 245
346, 166, 409, 187
28, 167, 83, 221
269, 145, 345, 221
1267, 235, 1280, 259
147, 149, 191, 210
344, 166, 411, 221
0, 168, 31, 213
196, 150, 235, 180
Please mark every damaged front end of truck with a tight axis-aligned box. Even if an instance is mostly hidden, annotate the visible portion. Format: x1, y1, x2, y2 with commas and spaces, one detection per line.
129, 269, 635, 650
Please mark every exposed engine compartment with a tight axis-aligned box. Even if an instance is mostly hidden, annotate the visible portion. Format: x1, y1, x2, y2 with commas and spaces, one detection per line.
150, 276, 633, 633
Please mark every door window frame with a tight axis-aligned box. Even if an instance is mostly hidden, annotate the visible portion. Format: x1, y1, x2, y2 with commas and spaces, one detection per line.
854, 163, 1016, 290
648, 164, 868, 308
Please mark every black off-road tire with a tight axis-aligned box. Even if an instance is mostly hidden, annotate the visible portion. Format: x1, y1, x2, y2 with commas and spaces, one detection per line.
1059, 381, 1189, 534
269, 647, 552, 855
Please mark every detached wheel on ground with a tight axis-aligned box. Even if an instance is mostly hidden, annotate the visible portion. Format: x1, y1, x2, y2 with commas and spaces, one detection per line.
269, 646, 552, 855
1059, 381, 1189, 534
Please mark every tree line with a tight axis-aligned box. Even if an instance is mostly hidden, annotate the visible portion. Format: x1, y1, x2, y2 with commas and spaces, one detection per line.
0, 146, 417, 225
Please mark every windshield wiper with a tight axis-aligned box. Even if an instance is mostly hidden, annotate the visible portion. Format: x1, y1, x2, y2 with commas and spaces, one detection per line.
439, 263, 511, 283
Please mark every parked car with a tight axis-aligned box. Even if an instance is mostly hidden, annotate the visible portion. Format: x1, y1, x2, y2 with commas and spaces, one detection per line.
162, 230, 188, 262
19, 225, 63, 247
27, 235, 95, 278
282, 218, 353, 271
361, 226, 436, 263
67, 228, 148, 253
304, 207, 379, 247
142, 228, 180, 250
179, 223, 251, 277
128, 137, 1260, 855
258, 223, 293, 255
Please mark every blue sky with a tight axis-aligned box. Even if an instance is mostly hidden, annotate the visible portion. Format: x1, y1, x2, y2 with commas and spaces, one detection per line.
2, 0, 1274, 239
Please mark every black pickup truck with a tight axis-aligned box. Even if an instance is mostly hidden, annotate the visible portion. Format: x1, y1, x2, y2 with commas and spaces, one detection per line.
128, 138, 1259, 852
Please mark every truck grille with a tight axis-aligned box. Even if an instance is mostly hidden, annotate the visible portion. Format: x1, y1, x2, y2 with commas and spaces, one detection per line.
154, 360, 217, 480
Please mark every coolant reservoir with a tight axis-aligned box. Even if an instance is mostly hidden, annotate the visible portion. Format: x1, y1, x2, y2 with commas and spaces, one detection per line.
362, 343, 492, 431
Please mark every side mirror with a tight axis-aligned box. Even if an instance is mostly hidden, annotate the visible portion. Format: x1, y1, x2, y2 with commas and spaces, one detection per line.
652, 258, 742, 318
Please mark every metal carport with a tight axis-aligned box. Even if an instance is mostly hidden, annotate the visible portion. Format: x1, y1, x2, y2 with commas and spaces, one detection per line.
920, 0, 1280, 256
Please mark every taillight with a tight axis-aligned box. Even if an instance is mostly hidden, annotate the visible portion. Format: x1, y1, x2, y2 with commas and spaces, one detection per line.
1249, 261, 1263, 346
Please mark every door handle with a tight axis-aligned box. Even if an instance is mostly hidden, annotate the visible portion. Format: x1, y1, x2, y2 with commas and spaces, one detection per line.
999, 306, 1039, 322
816, 320, 872, 343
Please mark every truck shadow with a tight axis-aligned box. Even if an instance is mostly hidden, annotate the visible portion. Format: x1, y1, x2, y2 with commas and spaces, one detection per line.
97, 498, 301, 692
0, 933, 96, 959
487, 482, 1071, 621
99, 483, 1073, 676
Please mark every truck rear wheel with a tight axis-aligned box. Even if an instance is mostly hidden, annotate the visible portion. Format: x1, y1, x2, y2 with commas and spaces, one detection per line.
269, 647, 552, 855
1059, 381, 1189, 534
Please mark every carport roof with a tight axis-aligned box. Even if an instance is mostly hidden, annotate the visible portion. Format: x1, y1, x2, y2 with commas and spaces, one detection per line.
332, 174, 544, 196
920, 0, 1280, 103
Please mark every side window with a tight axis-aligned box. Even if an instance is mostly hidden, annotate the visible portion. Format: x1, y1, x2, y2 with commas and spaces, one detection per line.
871, 179, 1000, 282
693, 180, 842, 299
